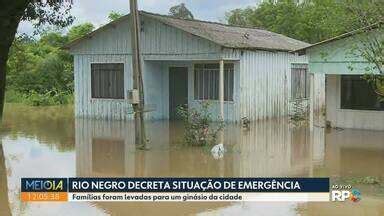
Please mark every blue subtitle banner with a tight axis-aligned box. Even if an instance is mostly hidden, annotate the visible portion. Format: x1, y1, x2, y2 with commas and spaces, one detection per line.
22, 178, 329, 193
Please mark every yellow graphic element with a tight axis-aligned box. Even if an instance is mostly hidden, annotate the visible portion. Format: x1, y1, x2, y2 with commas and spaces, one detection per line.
21, 192, 68, 202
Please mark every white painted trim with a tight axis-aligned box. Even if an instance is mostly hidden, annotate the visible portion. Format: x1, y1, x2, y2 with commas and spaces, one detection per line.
219, 59, 225, 120
167, 64, 190, 68
192, 99, 235, 104
309, 73, 314, 131
336, 108, 384, 113
336, 75, 341, 110
143, 57, 226, 61
90, 98, 127, 102
290, 62, 309, 65
89, 61, 126, 64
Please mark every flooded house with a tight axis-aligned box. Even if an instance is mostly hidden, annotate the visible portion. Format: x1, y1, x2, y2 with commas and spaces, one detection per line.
65, 11, 324, 122
297, 25, 384, 130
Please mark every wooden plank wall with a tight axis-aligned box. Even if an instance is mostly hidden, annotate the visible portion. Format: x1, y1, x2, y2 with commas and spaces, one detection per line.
71, 15, 324, 122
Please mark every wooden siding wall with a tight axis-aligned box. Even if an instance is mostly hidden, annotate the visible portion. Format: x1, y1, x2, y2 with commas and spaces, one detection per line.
144, 61, 240, 122
72, 15, 226, 121
71, 15, 322, 122
74, 56, 240, 121
222, 49, 317, 121
70, 15, 221, 56
74, 54, 133, 120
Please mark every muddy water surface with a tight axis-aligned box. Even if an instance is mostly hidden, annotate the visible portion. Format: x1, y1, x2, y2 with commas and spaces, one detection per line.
0, 104, 383, 216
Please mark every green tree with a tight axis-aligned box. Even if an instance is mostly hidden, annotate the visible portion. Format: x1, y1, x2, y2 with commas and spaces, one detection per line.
108, 11, 123, 22
225, 7, 255, 27
7, 32, 72, 94
40, 31, 69, 47
169, 3, 194, 20
225, 0, 367, 43
67, 23, 94, 41
347, 1, 384, 98
0, 0, 74, 119
5, 22, 95, 106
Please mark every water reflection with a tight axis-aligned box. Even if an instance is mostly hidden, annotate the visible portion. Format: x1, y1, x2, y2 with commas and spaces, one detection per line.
0, 104, 383, 215
75, 118, 321, 178
323, 129, 384, 177
300, 128, 384, 216
74, 118, 324, 215
0, 104, 75, 151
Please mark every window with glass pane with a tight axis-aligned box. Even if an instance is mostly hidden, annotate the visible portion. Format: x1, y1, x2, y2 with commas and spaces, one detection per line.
194, 63, 234, 101
291, 64, 309, 99
340, 75, 384, 111
91, 63, 124, 99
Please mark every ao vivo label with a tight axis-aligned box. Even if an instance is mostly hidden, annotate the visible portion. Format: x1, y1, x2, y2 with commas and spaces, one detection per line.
331, 184, 361, 202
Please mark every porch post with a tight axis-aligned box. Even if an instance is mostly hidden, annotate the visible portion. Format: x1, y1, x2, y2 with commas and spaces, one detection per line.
219, 59, 224, 120
219, 59, 224, 145
309, 73, 314, 131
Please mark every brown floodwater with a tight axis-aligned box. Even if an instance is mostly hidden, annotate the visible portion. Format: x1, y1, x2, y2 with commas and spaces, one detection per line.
0, 104, 383, 216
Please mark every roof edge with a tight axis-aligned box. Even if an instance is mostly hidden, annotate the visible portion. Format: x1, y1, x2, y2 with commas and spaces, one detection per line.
140, 11, 271, 32
64, 10, 274, 50
293, 21, 383, 53
142, 11, 309, 51
63, 10, 310, 52
63, 14, 130, 50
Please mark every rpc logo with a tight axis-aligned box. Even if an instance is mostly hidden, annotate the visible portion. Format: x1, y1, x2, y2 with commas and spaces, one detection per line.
331, 189, 361, 202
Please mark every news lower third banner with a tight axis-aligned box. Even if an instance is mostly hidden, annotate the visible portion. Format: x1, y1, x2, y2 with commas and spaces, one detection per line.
21, 178, 330, 202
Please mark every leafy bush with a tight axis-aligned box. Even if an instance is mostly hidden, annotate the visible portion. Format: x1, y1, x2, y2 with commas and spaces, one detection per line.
289, 100, 308, 126
5, 89, 25, 103
177, 102, 225, 146
5, 90, 73, 106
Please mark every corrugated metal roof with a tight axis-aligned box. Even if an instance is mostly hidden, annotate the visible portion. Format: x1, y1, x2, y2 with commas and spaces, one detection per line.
142, 11, 309, 52
65, 11, 310, 52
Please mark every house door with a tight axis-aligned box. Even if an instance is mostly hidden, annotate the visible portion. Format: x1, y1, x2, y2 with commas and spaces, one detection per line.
169, 67, 188, 120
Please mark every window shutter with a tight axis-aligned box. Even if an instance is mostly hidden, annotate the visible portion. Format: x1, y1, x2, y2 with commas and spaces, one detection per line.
91, 63, 124, 99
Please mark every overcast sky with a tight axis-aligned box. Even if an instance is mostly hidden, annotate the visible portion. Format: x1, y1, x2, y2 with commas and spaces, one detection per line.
18, 0, 261, 34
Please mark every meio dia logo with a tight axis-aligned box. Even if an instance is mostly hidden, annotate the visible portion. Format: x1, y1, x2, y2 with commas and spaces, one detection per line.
22, 178, 67, 192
